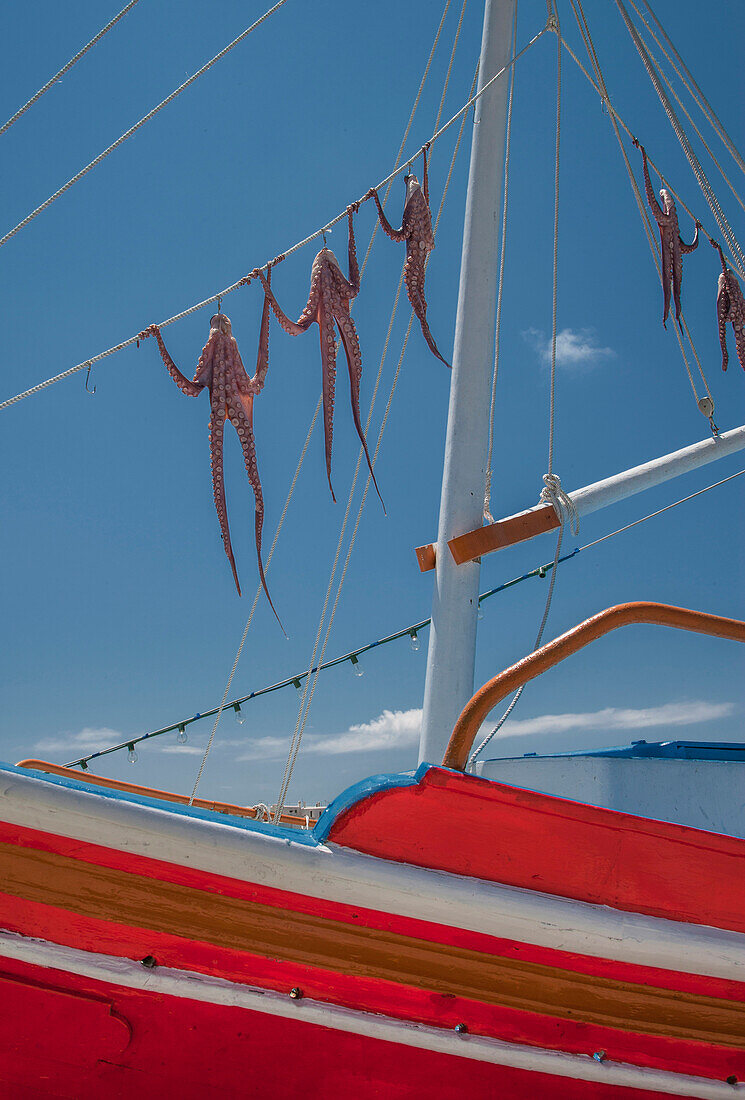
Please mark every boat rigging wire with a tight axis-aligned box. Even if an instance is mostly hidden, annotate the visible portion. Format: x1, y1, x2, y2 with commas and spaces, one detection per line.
186, 396, 322, 805
473, 0, 568, 768
358, 0, 455, 282
562, 2, 717, 429
273, 24, 478, 823
483, 0, 517, 525
63, 464, 744, 773
0, 0, 291, 253
635, 0, 745, 182
63, 551, 581, 772
624, 1, 745, 219
0, 0, 142, 138
0, 25, 546, 417
615, 0, 745, 281
191, 2, 469, 806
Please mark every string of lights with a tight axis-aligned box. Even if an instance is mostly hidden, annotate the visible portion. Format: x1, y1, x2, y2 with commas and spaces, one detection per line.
66, 549, 580, 769
64, 460, 744, 772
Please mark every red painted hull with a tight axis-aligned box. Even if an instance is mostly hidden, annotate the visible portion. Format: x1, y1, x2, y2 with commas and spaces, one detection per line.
2, 953, 686, 1100
1, 763, 744, 1095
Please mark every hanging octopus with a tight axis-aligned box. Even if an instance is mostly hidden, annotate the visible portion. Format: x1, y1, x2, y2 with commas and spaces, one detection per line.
139, 287, 283, 629
257, 207, 384, 509
367, 147, 450, 368
635, 139, 700, 328
714, 242, 745, 373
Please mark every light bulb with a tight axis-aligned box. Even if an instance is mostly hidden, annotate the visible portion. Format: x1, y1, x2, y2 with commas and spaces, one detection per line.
177, 724, 188, 744
293, 678, 303, 692
477, 604, 484, 620
127, 744, 138, 765
233, 703, 244, 726
409, 631, 420, 652
350, 654, 364, 678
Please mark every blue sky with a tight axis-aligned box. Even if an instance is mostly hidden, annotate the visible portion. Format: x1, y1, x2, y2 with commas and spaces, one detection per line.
0, 0, 743, 808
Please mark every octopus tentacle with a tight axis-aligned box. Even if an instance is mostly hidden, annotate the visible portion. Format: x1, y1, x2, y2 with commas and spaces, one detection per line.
145, 325, 206, 396
405, 252, 450, 368
346, 207, 360, 297
714, 243, 745, 373
256, 270, 314, 335
717, 274, 730, 371
336, 308, 385, 511
367, 187, 407, 242
317, 291, 338, 502
208, 400, 241, 596
679, 223, 700, 255
228, 389, 285, 634
249, 268, 272, 394
637, 142, 667, 224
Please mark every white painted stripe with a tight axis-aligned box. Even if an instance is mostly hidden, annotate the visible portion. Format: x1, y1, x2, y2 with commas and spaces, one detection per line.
3, 769, 745, 982
0, 931, 739, 1098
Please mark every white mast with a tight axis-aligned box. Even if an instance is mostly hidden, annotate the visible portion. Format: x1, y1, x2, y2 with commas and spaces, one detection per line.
419, 0, 517, 764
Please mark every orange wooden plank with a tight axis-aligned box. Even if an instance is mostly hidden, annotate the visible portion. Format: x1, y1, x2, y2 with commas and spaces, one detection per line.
415, 504, 560, 573
449, 505, 559, 565
415, 543, 437, 572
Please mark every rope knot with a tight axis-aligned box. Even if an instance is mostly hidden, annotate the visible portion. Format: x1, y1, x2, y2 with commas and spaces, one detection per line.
540, 472, 579, 536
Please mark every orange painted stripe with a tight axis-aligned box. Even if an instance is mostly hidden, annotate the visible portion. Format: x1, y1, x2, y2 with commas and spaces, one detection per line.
1, 840, 743, 1048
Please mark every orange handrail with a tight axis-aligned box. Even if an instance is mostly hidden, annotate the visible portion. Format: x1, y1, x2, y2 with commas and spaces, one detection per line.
14, 758, 304, 827
443, 602, 745, 771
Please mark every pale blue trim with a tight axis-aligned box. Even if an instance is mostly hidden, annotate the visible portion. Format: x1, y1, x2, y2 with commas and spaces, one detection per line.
312, 763, 430, 842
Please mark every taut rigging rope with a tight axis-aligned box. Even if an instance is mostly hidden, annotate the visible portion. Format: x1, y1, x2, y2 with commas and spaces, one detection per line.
188, 397, 322, 804
615, 0, 745, 281
273, 58, 479, 822
483, 0, 518, 525
0, 25, 547, 418
563, 2, 717, 426
0, 0, 291, 252
637, 0, 745, 182
472, 1, 566, 768
0, 0, 142, 138
625, 0, 745, 218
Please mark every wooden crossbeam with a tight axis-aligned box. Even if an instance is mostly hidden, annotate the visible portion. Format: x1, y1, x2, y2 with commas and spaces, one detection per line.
415, 424, 745, 573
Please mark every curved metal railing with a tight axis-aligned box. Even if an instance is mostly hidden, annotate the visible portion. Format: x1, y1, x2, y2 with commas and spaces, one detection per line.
443, 602, 745, 771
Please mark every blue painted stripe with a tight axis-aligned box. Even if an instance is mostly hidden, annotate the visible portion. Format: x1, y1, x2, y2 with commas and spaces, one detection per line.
488, 740, 745, 763
1, 760, 317, 845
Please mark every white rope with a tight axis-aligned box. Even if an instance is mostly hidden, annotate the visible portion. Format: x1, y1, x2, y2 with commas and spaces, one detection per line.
0, 25, 546, 417
625, 1, 745, 218
638, 0, 745, 182
0, 0, 142, 138
484, 0, 517, 524
188, 395, 321, 804
272, 5, 458, 820
0, 0, 290, 252
547, 8, 561, 479
563, 4, 716, 422
473, 4, 566, 768
470, 466, 744, 768
274, 63, 476, 820
359, 0, 453, 281
615, 0, 745, 280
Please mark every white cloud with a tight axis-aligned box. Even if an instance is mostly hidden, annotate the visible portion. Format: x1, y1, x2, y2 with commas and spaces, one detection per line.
160, 745, 206, 756
237, 700, 735, 762
523, 326, 615, 370
237, 708, 422, 761
480, 700, 734, 740
34, 727, 126, 754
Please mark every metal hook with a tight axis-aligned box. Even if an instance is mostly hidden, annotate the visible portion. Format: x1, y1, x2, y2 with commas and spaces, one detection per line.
217, 295, 222, 315
84, 362, 96, 395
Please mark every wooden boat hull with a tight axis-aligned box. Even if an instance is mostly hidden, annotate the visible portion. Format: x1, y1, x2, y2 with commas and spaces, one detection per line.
1, 761, 743, 1096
